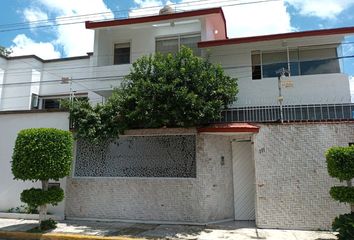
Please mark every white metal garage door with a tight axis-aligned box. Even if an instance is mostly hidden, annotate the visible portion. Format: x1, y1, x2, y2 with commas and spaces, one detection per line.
232, 140, 255, 220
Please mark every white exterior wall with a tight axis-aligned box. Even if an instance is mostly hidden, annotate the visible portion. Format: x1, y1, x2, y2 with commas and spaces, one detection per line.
93, 22, 202, 66
207, 35, 351, 106
0, 58, 6, 104
0, 111, 70, 217
0, 23, 351, 110
254, 123, 354, 230
40, 59, 90, 96
0, 59, 43, 111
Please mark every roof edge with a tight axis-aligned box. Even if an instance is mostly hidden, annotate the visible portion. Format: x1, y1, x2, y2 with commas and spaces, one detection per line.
2, 53, 91, 63
197, 123, 259, 133
86, 7, 224, 29
198, 26, 354, 48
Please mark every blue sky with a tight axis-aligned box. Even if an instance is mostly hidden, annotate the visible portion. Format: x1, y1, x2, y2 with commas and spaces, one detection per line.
0, 0, 354, 89
1, 0, 354, 55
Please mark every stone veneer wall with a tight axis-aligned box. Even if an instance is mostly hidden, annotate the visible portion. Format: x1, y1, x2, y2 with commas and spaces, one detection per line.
65, 132, 234, 223
253, 122, 354, 230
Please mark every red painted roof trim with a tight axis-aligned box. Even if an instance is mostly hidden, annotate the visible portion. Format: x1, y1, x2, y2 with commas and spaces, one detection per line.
86, 7, 224, 29
219, 8, 228, 39
198, 26, 354, 48
197, 123, 259, 133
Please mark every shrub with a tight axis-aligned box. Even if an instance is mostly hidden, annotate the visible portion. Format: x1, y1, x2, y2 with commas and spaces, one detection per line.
326, 146, 354, 181
121, 47, 238, 129
40, 219, 57, 231
12, 128, 73, 224
21, 187, 64, 207
332, 213, 354, 240
330, 186, 354, 203
67, 47, 238, 141
326, 145, 354, 240
12, 128, 73, 181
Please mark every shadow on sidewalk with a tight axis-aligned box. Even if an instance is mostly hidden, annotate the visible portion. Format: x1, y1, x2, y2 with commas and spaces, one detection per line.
0, 223, 37, 232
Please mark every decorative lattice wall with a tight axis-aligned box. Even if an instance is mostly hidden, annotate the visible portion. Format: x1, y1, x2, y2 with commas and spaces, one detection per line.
74, 135, 196, 178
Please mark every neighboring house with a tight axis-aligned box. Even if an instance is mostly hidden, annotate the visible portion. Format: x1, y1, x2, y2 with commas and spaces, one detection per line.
0, 7, 354, 230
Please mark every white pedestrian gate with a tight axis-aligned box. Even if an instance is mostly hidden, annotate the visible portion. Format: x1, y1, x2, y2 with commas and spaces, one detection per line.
232, 140, 255, 220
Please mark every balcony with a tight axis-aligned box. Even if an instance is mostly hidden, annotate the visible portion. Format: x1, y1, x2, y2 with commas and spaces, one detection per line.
217, 103, 354, 123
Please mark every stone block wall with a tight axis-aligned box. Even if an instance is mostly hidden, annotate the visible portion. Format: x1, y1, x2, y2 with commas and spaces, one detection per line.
65, 132, 234, 223
254, 123, 354, 230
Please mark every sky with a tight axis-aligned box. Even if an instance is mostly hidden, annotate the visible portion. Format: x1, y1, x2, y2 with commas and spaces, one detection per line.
0, 0, 354, 98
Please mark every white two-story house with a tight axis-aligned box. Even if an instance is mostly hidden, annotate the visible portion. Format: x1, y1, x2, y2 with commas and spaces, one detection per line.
0, 7, 354, 230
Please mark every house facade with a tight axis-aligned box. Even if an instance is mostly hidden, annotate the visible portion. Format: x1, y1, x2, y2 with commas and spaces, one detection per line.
0, 7, 354, 230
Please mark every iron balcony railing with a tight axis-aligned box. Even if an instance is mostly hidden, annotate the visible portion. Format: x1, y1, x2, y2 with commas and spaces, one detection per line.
217, 103, 354, 123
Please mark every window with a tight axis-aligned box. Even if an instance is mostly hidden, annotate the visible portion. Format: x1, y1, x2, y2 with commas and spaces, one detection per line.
114, 43, 130, 65
31, 94, 39, 109
251, 45, 341, 80
42, 98, 61, 109
40, 95, 88, 109
251, 52, 261, 80
156, 34, 201, 56
299, 48, 340, 75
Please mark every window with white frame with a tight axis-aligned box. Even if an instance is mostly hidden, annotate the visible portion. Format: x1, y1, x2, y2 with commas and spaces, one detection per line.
251, 45, 341, 80
114, 43, 130, 65
156, 34, 201, 56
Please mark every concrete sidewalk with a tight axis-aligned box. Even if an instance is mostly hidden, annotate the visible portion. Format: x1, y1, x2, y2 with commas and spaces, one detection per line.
0, 218, 337, 240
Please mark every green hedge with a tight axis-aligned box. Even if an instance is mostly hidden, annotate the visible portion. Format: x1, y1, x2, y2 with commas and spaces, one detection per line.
332, 213, 354, 240
330, 186, 354, 203
326, 146, 354, 181
21, 187, 64, 207
12, 128, 73, 181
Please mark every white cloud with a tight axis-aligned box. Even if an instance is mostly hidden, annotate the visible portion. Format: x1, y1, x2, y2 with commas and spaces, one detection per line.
14, 0, 293, 59
130, 0, 171, 17
23, 8, 49, 29
10, 34, 61, 59
222, 0, 292, 37
134, 0, 163, 8
16, 0, 113, 58
131, 0, 292, 37
36, 0, 114, 57
286, 0, 354, 19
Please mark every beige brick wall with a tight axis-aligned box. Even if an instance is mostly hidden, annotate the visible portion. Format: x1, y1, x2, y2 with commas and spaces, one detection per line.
65, 134, 234, 223
254, 123, 354, 230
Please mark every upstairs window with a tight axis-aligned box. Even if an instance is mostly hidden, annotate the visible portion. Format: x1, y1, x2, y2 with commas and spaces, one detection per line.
39, 95, 88, 109
251, 52, 261, 80
42, 98, 61, 109
156, 34, 201, 56
114, 43, 130, 65
251, 45, 341, 80
299, 47, 340, 75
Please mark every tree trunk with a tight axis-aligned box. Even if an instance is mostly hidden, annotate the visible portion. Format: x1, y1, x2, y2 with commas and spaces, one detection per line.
347, 180, 354, 213
39, 180, 48, 224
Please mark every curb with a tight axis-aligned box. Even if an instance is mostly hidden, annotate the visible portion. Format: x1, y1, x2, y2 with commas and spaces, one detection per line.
0, 231, 146, 240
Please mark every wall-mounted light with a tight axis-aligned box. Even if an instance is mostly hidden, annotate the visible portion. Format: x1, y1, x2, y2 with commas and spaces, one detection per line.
214, 29, 219, 35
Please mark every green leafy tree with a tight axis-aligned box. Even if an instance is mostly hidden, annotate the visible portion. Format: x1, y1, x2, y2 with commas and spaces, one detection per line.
326, 146, 354, 239
67, 47, 238, 141
119, 47, 238, 128
12, 128, 73, 226
0, 46, 12, 57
